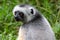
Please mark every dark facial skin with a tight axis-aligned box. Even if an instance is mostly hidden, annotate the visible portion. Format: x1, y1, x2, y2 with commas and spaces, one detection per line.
14, 11, 24, 21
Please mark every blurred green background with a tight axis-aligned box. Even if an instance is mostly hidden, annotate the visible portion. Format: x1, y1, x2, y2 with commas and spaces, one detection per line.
0, 0, 60, 40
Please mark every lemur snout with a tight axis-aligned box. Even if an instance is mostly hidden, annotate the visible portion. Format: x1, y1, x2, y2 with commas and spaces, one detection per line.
14, 11, 24, 21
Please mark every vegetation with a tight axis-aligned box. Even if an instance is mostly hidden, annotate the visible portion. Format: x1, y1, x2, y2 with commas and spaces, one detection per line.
0, 0, 60, 40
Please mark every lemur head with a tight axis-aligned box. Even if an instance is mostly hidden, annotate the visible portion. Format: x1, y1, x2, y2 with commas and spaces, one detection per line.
13, 4, 41, 23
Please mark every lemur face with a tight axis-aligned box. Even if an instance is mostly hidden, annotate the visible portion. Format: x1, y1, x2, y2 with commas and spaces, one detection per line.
13, 4, 37, 23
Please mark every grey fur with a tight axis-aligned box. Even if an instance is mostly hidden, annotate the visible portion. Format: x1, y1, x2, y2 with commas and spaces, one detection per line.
13, 4, 56, 40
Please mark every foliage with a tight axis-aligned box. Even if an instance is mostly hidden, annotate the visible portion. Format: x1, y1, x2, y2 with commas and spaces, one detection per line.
0, 0, 60, 40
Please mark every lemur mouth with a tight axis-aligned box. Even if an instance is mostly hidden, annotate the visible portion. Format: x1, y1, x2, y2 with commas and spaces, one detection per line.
14, 11, 24, 21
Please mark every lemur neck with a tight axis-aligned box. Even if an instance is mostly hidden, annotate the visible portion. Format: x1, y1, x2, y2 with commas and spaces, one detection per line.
31, 17, 42, 24
31, 13, 42, 22
23, 13, 42, 24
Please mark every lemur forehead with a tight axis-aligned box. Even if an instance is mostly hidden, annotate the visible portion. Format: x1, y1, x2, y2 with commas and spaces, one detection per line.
13, 5, 26, 12
13, 5, 35, 14
19, 4, 30, 7
19, 4, 33, 9
19, 4, 26, 7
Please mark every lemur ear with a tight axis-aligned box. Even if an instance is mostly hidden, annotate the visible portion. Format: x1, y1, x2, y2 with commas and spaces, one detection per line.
31, 9, 34, 14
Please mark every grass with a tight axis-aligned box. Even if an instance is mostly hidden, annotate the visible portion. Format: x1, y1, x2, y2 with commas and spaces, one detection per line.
0, 0, 60, 40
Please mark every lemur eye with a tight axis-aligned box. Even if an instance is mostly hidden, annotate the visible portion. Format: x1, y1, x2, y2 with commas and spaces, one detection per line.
31, 9, 34, 14
15, 11, 20, 15
15, 11, 17, 15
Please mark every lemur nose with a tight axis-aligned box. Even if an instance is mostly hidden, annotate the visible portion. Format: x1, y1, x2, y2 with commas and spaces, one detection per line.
15, 16, 20, 21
